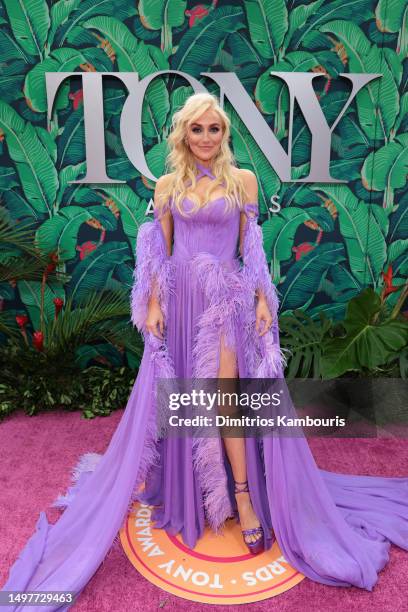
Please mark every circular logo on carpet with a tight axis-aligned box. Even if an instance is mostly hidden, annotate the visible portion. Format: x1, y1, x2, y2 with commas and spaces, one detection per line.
120, 502, 305, 604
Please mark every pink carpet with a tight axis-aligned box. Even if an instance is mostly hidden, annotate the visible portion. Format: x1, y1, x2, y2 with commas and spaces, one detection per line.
1, 408, 407, 611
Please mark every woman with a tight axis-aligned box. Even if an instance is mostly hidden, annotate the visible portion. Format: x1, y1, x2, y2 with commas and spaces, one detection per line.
1, 92, 407, 610
134, 91, 282, 555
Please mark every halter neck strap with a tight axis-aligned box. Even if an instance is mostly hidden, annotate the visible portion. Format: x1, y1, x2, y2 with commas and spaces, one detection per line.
185, 160, 222, 188
195, 161, 216, 180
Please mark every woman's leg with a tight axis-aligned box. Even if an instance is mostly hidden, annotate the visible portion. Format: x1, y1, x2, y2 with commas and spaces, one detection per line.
217, 335, 261, 544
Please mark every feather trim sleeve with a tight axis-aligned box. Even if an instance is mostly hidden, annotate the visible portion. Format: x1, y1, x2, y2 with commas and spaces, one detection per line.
130, 215, 173, 333
241, 202, 279, 320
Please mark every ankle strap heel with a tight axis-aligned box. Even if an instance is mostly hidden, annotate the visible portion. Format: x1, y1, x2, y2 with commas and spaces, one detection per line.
234, 479, 249, 495
233, 479, 265, 554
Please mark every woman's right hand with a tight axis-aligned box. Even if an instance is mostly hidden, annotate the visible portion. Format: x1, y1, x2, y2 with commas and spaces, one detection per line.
145, 300, 165, 339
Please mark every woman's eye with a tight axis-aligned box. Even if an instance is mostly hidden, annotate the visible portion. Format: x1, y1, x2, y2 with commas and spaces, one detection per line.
191, 127, 220, 133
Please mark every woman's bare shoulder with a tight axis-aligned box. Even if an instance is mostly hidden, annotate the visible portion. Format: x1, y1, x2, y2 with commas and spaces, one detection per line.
233, 167, 258, 202
155, 173, 174, 192
233, 167, 256, 181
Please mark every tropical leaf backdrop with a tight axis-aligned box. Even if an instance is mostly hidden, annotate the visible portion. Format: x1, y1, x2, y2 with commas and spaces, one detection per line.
0, 0, 406, 365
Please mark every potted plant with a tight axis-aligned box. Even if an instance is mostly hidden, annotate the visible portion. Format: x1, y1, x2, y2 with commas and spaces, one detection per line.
280, 284, 408, 435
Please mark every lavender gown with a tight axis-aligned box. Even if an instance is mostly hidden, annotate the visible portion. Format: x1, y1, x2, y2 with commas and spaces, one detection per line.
2, 163, 408, 610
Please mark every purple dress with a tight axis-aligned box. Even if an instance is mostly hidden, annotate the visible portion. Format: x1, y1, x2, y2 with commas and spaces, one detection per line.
1, 163, 408, 610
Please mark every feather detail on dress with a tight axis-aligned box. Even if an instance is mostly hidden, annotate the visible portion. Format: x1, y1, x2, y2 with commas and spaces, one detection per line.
56, 205, 287, 531
52, 452, 103, 509
241, 204, 279, 322
130, 219, 175, 332
189, 253, 247, 530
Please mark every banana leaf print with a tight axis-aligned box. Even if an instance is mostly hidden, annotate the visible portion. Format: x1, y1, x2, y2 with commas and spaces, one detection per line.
0, 0, 405, 365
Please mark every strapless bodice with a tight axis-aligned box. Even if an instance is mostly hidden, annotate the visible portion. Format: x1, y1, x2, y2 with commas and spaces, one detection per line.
170, 196, 241, 263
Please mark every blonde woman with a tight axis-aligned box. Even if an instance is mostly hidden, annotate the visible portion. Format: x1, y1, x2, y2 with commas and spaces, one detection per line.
140, 92, 278, 555
2, 93, 408, 608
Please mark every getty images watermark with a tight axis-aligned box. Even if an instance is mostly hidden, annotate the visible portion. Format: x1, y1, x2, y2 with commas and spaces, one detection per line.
156, 378, 345, 439
155, 377, 408, 439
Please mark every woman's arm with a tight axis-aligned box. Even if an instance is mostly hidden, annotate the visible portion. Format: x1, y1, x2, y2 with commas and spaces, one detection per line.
130, 176, 173, 335
239, 169, 258, 255
154, 175, 174, 257
239, 169, 277, 336
239, 169, 266, 302
149, 176, 174, 306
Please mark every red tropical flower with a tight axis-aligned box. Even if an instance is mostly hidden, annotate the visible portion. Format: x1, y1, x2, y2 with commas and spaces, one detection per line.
45, 262, 56, 274
44, 252, 59, 275
381, 265, 400, 297
69, 89, 83, 110
292, 242, 315, 261
33, 331, 44, 351
16, 314, 29, 328
53, 298, 64, 317
76, 241, 98, 260
185, 5, 209, 27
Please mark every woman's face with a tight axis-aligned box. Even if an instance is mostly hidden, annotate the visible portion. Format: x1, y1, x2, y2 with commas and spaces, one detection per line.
185, 109, 224, 164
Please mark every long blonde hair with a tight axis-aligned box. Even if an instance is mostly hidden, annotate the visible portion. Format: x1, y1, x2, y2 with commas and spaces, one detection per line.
156, 92, 247, 217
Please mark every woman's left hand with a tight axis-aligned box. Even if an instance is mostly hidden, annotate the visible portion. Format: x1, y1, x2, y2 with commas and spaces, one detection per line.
255, 298, 273, 337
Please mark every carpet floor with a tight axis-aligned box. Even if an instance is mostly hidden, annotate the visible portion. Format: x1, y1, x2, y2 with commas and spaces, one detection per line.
1, 409, 407, 612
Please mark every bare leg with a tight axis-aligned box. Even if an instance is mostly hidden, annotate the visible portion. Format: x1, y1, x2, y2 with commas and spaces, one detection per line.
217, 336, 261, 544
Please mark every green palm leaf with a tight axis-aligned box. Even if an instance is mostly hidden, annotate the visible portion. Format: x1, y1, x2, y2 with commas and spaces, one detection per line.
229, 108, 280, 214
255, 51, 322, 121
67, 241, 131, 303
243, 0, 287, 60
82, 16, 164, 72
310, 185, 387, 286
53, 0, 136, 48
24, 48, 89, 113
75, 342, 124, 369
331, 263, 364, 295
82, 15, 138, 69
283, 0, 325, 51
262, 207, 324, 270
392, 92, 408, 136
145, 140, 169, 181
48, 0, 82, 47
3, 0, 49, 58
319, 20, 400, 140
292, 0, 372, 50
46, 289, 130, 353
171, 6, 244, 74
0, 29, 32, 63
227, 30, 265, 69
0, 205, 59, 282
362, 134, 408, 208
375, 0, 406, 30
139, 0, 186, 29
82, 16, 169, 138
0, 167, 18, 190
387, 239, 408, 271
17, 279, 65, 329
0, 101, 58, 215
389, 201, 408, 242
97, 185, 148, 241
36, 205, 117, 261
279, 309, 331, 378
279, 242, 346, 311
